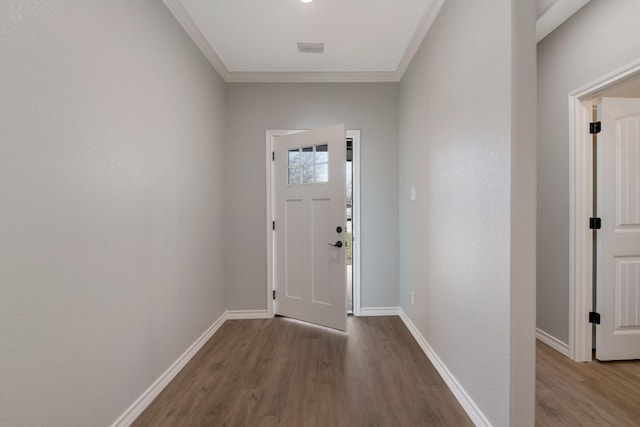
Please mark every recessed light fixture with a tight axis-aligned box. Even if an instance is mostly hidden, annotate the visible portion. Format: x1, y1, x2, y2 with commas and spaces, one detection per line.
299, 0, 314, 3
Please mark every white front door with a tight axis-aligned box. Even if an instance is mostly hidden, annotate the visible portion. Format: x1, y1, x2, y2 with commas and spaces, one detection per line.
596, 97, 640, 360
273, 124, 347, 331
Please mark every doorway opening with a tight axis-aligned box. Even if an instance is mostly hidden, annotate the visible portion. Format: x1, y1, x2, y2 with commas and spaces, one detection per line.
346, 137, 353, 313
266, 129, 361, 320
569, 59, 640, 361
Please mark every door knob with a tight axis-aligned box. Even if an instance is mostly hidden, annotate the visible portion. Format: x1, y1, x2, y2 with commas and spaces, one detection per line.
328, 241, 343, 248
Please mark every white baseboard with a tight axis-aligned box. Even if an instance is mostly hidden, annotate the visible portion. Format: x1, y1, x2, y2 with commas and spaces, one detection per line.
110, 311, 227, 427
536, 328, 569, 357
225, 309, 270, 320
398, 309, 492, 427
114, 307, 497, 426
358, 306, 400, 316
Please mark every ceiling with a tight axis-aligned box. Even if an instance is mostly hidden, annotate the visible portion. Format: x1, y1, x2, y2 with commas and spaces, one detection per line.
163, 0, 590, 83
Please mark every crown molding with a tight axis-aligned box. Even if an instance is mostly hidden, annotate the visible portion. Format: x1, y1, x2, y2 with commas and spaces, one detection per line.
163, 0, 445, 83
536, 0, 590, 43
226, 71, 398, 83
395, 0, 445, 81
163, 0, 230, 80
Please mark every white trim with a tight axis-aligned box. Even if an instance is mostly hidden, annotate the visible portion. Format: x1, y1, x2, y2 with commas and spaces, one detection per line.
162, 0, 230, 80
163, 0, 444, 83
569, 58, 640, 99
395, 0, 445, 81
227, 71, 397, 83
569, 59, 640, 362
568, 58, 640, 362
398, 309, 492, 427
536, 328, 570, 357
225, 310, 270, 320
110, 311, 227, 427
266, 129, 361, 319
350, 131, 362, 316
568, 93, 594, 362
358, 307, 400, 317
536, 0, 590, 43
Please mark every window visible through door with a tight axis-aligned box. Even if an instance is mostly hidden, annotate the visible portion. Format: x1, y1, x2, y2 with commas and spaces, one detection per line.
288, 144, 329, 185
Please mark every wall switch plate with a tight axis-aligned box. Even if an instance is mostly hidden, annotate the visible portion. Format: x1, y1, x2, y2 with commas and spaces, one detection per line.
411, 291, 415, 305
410, 187, 416, 201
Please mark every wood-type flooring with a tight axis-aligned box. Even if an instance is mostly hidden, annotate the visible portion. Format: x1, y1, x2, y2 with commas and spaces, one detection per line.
536, 340, 640, 426
132, 316, 473, 427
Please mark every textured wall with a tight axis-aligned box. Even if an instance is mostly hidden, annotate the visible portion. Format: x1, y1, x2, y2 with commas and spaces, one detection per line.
0, 1, 227, 425
225, 82, 399, 311
399, 0, 536, 425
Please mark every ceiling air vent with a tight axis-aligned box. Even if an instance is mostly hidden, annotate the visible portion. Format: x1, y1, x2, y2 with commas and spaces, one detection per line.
297, 42, 324, 54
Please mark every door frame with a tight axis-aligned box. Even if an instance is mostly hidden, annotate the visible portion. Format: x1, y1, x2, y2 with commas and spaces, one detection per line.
569, 59, 640, 361
265, 129, 361, 318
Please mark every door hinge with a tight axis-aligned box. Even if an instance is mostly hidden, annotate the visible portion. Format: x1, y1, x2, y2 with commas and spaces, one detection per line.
273, 290, 276, 300
272, 152, 275, 161
589, 217, 602, 229
272, 221, 275, 230
589, 311, 601, 325
590, 121, 601, 134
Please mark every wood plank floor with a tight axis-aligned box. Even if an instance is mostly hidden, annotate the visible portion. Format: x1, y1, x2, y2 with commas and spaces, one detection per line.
536, 340, 640, 426
133, 316, 473, 427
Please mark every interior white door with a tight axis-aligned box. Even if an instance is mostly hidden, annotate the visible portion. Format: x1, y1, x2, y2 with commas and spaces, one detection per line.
596, 97, 640, 360
273, 124, 347, 331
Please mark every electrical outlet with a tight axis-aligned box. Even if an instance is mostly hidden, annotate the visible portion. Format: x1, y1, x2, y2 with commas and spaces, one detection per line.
411, 291, 415, 306
410, 186, 417, 201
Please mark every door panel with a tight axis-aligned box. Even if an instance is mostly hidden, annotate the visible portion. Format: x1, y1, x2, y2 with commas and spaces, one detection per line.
311, 198, 332, 305
596, 97, 640, 360
274, 124, 346, 331
284, 199, 303, 299
615, 257, 640, 330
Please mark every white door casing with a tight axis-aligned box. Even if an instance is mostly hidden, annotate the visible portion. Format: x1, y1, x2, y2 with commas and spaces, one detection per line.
273, 124, 347, 331
596, 97, 640, 360
568, 59, 640, 362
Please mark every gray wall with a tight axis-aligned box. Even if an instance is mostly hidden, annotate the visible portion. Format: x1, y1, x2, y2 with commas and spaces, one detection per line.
398, 0, 536, 425
225, 83, 399, 310
0, 1, 227, 426
537, 0, 640, 343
